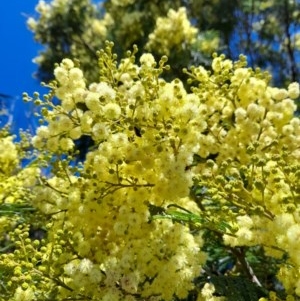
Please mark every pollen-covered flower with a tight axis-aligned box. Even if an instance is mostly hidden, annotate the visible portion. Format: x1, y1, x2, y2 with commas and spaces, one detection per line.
59, 137, 74, 151
79, 258, 94, 274
69, 67, 84, 82
85, 92, 102, 112
61, 58, 74, 69
140, 53, 156, 67
234, 107, 247, 122
92, 123, 110, 141
64, 261, 78, 276
91, 82, 116, 101
0, 136, 18, 172
54, 66, 68, 83
288, 82, 300, 99
272, 88, 288, 101
103, 103, 121, 119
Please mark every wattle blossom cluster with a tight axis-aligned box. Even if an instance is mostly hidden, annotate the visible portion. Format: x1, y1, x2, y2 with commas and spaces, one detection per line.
146, 7, 198, 55
0, 130, 39, 249
185, 54, 300, 298
2, 44, 300, 300
19, 44, 208, 301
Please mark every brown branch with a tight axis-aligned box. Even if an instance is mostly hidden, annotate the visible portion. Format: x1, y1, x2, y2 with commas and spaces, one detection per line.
283, 0, 298, 82
230, 247, 262, 287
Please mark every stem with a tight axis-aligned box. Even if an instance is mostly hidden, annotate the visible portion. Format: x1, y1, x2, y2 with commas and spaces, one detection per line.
283, 0, 298, 82
230, 247, 262, 287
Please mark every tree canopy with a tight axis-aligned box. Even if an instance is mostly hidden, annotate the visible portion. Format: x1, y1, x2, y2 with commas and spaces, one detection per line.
1, 1, 300, 301
27, 0, 300, 85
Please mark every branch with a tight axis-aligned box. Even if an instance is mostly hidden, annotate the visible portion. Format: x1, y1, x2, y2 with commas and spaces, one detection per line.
283, 0, 298, 82
230, 247, 262, 287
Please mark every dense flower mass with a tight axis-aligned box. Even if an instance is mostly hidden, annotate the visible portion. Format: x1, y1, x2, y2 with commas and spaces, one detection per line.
1, 41, 300, 301
146, 7, 198, 55
0, 130, 39, 257
2, 0, 300, 300
22, 44, 209, 300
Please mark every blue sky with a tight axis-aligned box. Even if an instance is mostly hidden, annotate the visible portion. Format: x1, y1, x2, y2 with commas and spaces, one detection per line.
0, 1, 45, 133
